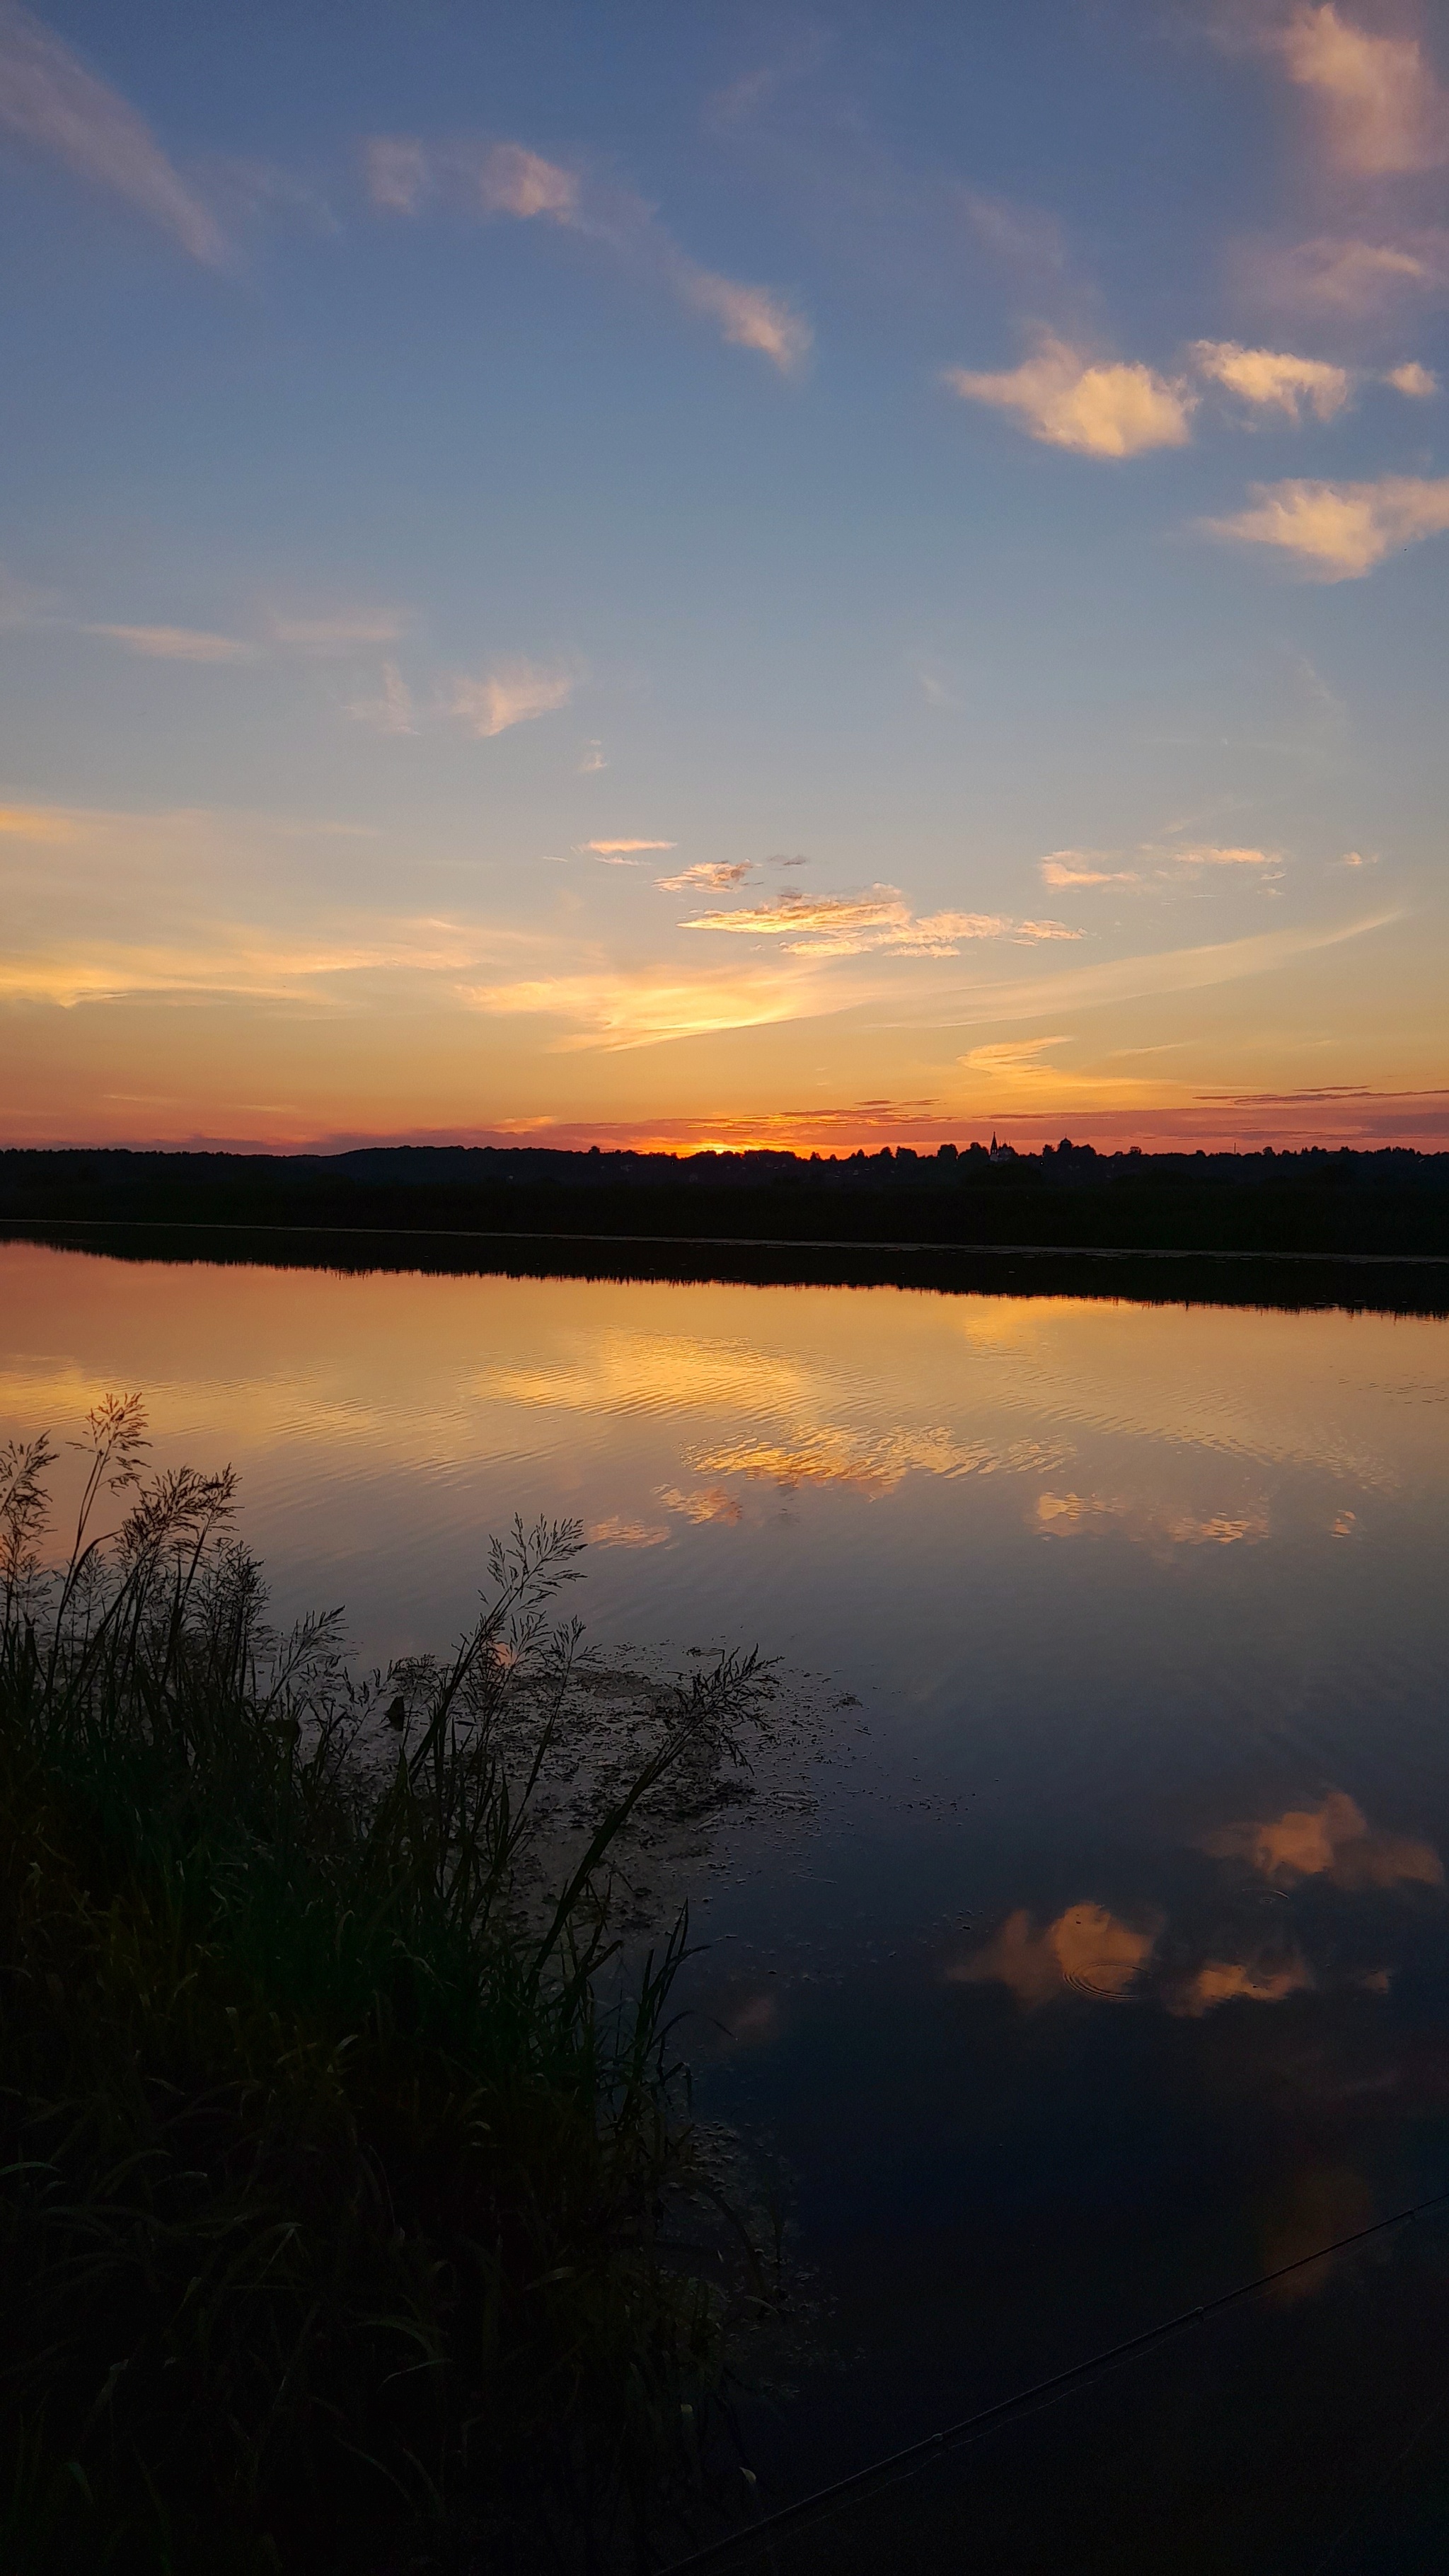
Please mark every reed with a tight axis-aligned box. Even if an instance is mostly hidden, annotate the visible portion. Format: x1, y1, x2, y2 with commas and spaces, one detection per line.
0, 1397, 774, 2572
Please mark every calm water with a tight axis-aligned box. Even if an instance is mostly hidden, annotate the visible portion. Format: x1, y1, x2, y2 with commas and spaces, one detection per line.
5, 1235, 1449, 2555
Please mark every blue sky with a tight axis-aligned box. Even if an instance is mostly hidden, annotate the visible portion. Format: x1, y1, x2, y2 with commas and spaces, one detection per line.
1, 0, 1446, 1149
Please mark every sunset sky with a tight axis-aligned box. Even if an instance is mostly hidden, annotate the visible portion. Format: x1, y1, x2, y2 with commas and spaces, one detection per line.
2, 0, 1447, 1153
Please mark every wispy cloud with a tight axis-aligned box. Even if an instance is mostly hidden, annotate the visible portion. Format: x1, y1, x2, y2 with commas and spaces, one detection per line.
366, 131, 811, 374
918, 911, 1399, 1033
582, 838, 676, 860
1272, 4, 1449, 175
681, 887, 1080, 957
82, 623, 257, 664
0, 1, 225, 264
463, 961, 824, 1050
945, 330, 1195, 458
657, 860, 754, 891
343, 660, 416, 736
1239, 230, 1449, 320
1203, 473, 1449, 577
1040, 843, 1283, 889
450, 659, 575, 737
1191, 339, 1350, 420
958, 1036, 1071, 1077
270, 611, 413, 654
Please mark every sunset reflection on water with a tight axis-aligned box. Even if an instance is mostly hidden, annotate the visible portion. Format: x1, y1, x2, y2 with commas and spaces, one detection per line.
4, 1233, 1449, 2501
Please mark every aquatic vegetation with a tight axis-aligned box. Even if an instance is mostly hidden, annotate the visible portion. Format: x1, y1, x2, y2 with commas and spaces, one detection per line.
0, 1398, 778, 2572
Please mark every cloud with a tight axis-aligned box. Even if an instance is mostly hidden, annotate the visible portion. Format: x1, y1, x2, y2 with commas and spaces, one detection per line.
1203, 473, 1449, 577
959, 1036, 1071, 1078
0, 1, 226, 264
1172, 1954, 1314, 2016
673, 265, 811, 370
344, 660, 415, 736
366, 129, 811, 373
656, 860, 754, 891
920, 910, 1398, 1032
582, 838, 676, 860
681, 887, 1080, 957
450, 659, 575, 737
689, 1426, 1063, 1497
1040, 853, 1141, 889
945, 330, 1195, 458
1242, 231, 1449, 318
271, 611, 412, 653
462, 961, 823, 1049
1274, 4, 1448, 175
1385, 359, 1438, 395
577, 739, 607, 773
1191, 339, 1351, 421
473, 139, 580, 221
82, 623, 256, 664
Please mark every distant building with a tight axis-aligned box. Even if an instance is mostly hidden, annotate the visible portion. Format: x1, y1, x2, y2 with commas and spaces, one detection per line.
988, 1133, 1017, 1163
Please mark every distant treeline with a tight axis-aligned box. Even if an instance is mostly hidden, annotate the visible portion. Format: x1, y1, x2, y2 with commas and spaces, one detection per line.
3, 1140, 1449, 1259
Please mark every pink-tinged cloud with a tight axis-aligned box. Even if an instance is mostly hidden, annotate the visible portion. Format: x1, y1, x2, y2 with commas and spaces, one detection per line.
365, 129, 811, 373
82, 624, 256, 664
945, 330, 1194, 458
1191, 340, 1351, 422
1385, 359, 1438, 396
0, 2, 225, 264
1203, 473, 1449, 578
1040, 854, 1141, 889
450, 659, 575, 736
1240, 232, 1449, 319
1274, 4, 1448, 175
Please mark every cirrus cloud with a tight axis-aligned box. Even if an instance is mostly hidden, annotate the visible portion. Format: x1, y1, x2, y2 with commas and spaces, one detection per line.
0, 1, 226, 265
450, 658, 575, 737
366, 131, 811, 374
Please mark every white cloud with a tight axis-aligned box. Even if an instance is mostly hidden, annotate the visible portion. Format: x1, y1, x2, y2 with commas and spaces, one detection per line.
577, 739, 608, 773
366, 129, 811, 373
1203, 473, 1449, 578
1191, 340, 1351, 422
0, 2, 225, 264
1385, 359, 1438, 396
1275, 4, 1448, 175
82, 623, 256, 663
945, 330, 1195, 458
681, 887, 1080, 958
450, 659, 575, 737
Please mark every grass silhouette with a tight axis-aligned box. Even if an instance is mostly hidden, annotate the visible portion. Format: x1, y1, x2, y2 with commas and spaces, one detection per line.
0, 1397, 776, 2572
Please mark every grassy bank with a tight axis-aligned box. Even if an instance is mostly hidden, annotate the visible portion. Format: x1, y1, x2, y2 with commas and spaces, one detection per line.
0, 1398, 776, 2573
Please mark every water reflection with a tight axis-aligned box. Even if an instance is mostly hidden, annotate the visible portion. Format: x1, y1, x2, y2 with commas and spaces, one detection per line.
1203, 1794, 1444, 1893
3, 1240, 1449, 2520
950, 1904, 1158, 2006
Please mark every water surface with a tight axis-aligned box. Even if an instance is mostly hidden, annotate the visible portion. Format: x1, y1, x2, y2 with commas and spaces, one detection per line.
4, 1237, 1448, 2553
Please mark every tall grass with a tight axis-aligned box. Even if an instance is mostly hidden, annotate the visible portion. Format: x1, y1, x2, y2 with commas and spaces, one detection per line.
0, 1397, 775, 2572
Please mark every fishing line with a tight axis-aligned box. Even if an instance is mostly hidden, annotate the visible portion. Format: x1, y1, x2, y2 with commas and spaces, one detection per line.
663, 2183, 1449, 2572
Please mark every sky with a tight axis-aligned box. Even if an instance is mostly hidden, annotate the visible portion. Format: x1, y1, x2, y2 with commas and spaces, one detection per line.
1, 0, 1448, 1155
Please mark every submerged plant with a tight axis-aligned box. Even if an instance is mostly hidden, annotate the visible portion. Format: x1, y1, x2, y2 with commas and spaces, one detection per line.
0, 1400, 780, 2572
